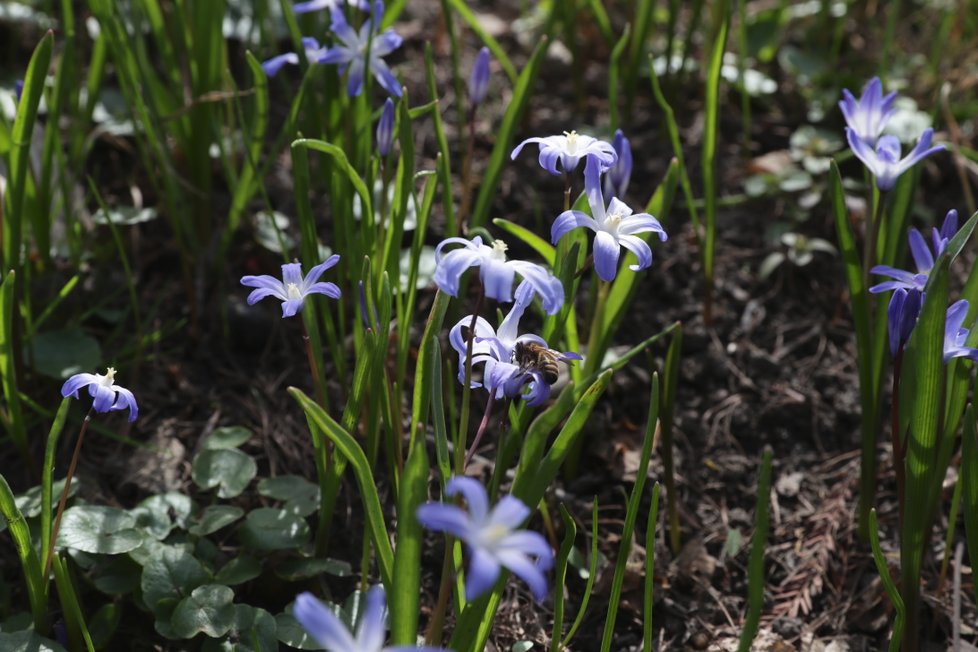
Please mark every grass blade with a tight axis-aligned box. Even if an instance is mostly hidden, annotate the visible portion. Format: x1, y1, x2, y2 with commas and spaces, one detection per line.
390, 438, 428, 645
737, 445, 773, 652
962, 404, 978, 608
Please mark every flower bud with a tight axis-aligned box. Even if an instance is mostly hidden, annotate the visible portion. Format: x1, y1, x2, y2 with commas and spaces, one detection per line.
376, 97, 395, 157
604, 129, 632, 199
468, 47, 490, 107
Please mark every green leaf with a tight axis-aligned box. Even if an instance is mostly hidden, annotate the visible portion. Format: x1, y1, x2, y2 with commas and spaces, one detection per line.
27, 329, 101, 379
214, 556, 261, 586
88, 603, 122, 650
274, 557, 350, 581
170, 584, 236, 639
257, 475, 320, 516
200, 605, 277, 652
963, 405, 978, 608
56, 505, 144, 555
239, 507, 310, 550
390, 438, 428, 644
191, 449, 257, 499
140, 545, 210, 619
492, 218, 556, 267
0, 630, 68, 652
275, 613, 320, 650
202, 426, 253, 450
130, 492, 193, 540
92, 555, 141, 594
188, 505, 245, 537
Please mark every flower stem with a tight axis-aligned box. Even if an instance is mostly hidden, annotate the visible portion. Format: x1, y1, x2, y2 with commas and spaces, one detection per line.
464, 394, 495, 470
45, 409, 93, 579
456, 283, 485, 473
891, 350, 905, 523
424, 539, 457, 646
458, 106, 478, 231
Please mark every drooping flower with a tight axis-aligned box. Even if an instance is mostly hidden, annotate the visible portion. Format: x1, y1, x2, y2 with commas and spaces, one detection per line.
511, 130, 617, 176
846, 128, 944, 192
449, 282, 581, 406
416, 477, 554, 601
241, 256, 341, 318
61, 367, 138, 422
870, 209, 959, 294
839, 77, 897, 145
320, 1, 403, 97
261, 37, 329, 77
292, 0, 368, 14
552, 155, 667, 282
603, 129, 632, 199
376, 97, 395, 157
944, 300, 978, 363
886, 288, 922, 358
293, 586, 447, 652
433, 236, 564, 315
468, 47, 490, 107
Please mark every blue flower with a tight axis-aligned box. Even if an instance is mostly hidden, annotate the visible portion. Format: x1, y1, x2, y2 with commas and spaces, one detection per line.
839, 77, 896, 145
871, 209, 959, 294
261, 37, 329, 77
320, 1, 403, 97
416, 477, 554, 601
241, 256, 341, 318
603, 129, 632, 199
292, 0, 369, 14
61, 367, 138, 422
468, 47, 490, 107
886, 288, 922, 358
449, 282, 581, 406
293, 586, 446, 652
846, 128, 944, 192
511, 130, 617, 176
433, 236, 564, 315
551, 156, 667, 282
944, 300, 978, 363
376, 97, 395, 157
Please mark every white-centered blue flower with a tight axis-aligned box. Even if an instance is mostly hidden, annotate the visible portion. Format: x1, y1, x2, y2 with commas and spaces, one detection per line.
511, 130, 617, 176
240, 256, 341, 318
449, 282, 580, 406
846, 128, 944, 192
293, 586, 447, 652
319, 0, 403, 97
552, 156, 667, 282
433, 236, 564, 315
261, 37, 329, 77
416, 477, 554, 601
839, 76, 897, 145
944, 300, 978, 364
871, 209, 959, 294
61, 367, 138, 422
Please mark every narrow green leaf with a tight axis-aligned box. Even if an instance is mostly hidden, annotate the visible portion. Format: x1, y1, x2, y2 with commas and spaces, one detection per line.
550, 505, 577, 652
962, 405, 978, 608
702, 4, 729, 316
560, 499, 600, 650
738, 446, 772, 652
445, 0, 517, 83
869, 509, 905, 651
642, 483, 661, 652
390, 438, 428, 644
0, 473, 46, 630
492, 218, 556, 267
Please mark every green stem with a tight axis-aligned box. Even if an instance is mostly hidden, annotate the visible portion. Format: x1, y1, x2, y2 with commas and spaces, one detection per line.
45, 409, 93, 579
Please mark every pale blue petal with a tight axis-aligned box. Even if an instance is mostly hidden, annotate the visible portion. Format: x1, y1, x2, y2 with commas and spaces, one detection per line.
61, 373, 99, 399
495, 549, 549, 601
281, 299, 305, 318
618, 234, 653, 271
294, 592, 357, 652
370, 58, 402, 97
487, 496, 530, 530
416, 503, 473, 539
480, 258, 517, 303
261, 53, 300, 77
551, 210, 597, 244
445, 477, 490, 523
908, 229, 933, 273
355, 586, 386, 651
619, 213, 667, 239
305, 282, 342, 300
592, 230, 621, 282
90, 383, 117, 414
111, 386, 139, 422
465, 547, 501, 601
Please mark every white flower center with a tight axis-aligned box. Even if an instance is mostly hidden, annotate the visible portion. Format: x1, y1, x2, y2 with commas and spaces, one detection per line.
605, 210, 624, 233
478, 523, 511, 546
563, 130, 579, 154
98, 367, 117, 387
490, 240, 508, 261
286, 282, 303, 300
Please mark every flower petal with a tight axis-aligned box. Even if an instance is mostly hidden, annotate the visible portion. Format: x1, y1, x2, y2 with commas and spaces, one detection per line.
465, 547, 501, 601
592, 230, 621, 282
486, 496, 530, 530
416, 503, 474, 539
294, 592, 357, 652
370, 57, 402, 97
618, 234, 653, 272
618, 213, 667, 239
445, 477, 490, 523
433, 245, 482, 297
111, 386, 139, 422
355, 586, 386, 651
61, 373, 98, 399
908, 228, 933, 273
551, 210, 597, 245
261, 53, 300, 77
494, 549, 549, 601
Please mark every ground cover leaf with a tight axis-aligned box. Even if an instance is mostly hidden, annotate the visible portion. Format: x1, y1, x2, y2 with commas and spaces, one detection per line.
191, 448, 257, 499
56, 505, 144, 555
239, 507, 310, 550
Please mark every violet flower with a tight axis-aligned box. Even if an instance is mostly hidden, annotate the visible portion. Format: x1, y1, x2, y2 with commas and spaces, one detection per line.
871, 209, 959, 294
449, 282, 581, 406
846, 128, 944, 192
839, 77, 897, 145
886, 288, 922, 358
603, 129, 632, 199
292, 0, 368, 13
320, 1, 403, 97
61, 367, 138, 422
511, 130, 617, 176
944, 300, 978, 363
241, 256, 341, 318
376, 97, 395, 157
416, 477, 554, 601
552, 155, 667, 282
468, 47, 490, 107
433, 236, 564, 315
261, 37, 329, 77
293, 586, 446, 652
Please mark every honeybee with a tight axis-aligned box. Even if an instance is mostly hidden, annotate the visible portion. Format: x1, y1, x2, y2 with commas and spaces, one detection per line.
512, 341, 562, 385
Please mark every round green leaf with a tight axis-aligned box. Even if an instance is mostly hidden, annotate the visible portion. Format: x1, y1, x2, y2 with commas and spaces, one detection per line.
93, 555, 142, 594
257, 475, 320, 516
239, 507, 310, 550
56, 505, 144, 555
141, 545, 210, 618
171, 584, 235, 639
188, 505, 245, 537
275, 613, 320, 650
0, 630, 68, 652
130, 492, 193, 541
274, 557, 350, 581
192, 449, 257, 498
202, 426, 253, 450
28, 329, 101, 380
214, 556, 261, 586
201, 605, 277, 652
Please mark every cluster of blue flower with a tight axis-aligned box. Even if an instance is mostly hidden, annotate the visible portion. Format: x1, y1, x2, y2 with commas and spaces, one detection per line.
841, 77, 976, 364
